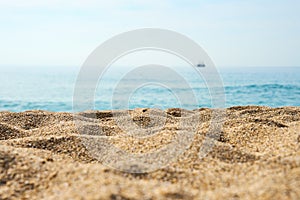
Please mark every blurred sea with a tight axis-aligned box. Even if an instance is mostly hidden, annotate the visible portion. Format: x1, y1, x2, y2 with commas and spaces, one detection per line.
1, 66, 299, 112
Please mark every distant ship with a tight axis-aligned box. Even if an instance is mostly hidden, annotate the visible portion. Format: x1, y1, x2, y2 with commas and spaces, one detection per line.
196, 63, 205, 67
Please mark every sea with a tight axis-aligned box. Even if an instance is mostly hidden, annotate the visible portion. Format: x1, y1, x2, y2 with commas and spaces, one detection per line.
1, 66, 299, 112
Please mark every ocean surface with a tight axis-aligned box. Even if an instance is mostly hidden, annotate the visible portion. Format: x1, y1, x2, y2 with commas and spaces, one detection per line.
1, 66, 299, 112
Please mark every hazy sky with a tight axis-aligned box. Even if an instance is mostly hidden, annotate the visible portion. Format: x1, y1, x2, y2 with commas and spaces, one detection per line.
0, 0, 299, 67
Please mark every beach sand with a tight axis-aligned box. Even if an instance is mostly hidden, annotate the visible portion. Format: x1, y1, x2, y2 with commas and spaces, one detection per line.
0, 106, 300, 199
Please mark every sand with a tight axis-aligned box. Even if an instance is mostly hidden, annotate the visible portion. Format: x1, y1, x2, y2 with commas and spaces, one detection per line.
0, 106, 300, 199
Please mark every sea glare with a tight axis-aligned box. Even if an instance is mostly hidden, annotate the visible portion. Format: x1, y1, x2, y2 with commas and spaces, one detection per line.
1, 66, 299, 112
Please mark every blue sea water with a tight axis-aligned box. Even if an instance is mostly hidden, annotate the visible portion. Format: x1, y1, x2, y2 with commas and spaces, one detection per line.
0, 66, 299, 112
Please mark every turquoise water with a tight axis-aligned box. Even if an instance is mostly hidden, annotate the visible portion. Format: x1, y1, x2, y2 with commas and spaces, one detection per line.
0, 66, 299, 112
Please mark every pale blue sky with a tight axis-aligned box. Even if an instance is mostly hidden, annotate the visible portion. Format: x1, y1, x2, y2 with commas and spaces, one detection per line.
0, 0, 299, 67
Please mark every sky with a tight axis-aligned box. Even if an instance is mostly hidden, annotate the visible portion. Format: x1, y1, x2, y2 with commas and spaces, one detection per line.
0, 0, 299, 68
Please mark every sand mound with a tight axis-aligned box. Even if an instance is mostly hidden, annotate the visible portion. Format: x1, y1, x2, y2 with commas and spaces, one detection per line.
0, 106, 300, 199
0, 111, 73, 130
0, 123, 29, 140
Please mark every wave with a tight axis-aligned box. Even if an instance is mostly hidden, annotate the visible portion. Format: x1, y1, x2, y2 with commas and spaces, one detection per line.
1, 83, 299, 112
224, 83, 300, 90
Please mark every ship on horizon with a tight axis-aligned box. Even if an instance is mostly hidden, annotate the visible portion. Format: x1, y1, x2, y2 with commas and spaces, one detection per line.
196, 63, 206, 67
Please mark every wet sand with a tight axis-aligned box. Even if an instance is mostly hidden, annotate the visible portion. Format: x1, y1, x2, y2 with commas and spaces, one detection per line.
0, 106, 300, 199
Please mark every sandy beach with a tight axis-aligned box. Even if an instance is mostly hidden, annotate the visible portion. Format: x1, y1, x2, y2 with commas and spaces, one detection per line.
0, 106, 300, 199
